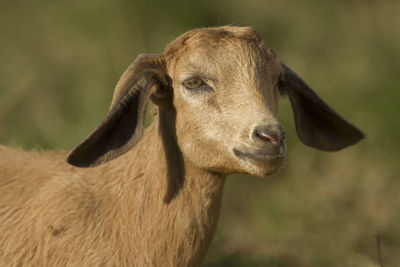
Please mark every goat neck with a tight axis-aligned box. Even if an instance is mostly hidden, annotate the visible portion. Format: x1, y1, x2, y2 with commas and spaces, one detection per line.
95, 108, 226, 266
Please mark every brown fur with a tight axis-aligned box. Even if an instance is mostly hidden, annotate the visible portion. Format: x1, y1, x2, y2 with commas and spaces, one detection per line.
0, 122, 224, 266
0, 26, 364, 266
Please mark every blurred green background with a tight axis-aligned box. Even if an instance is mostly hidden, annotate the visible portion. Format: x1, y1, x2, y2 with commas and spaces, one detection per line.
0, 0, 399, 266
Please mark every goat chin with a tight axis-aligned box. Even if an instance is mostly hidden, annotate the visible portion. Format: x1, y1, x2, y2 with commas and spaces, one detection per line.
240, 159, 284, 178
0, 25, 364, 266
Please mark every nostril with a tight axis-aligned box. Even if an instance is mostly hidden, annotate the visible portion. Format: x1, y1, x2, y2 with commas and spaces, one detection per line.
256, 131, 279, 145
254, 126, 285, 146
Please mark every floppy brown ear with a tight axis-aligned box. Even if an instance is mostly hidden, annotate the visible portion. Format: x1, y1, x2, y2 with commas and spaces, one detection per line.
67, 54, 171, 167
278, 64, 365, 151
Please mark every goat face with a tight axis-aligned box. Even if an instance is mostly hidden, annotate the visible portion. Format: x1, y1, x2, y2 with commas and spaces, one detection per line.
67, 26, 364, 176
166, 27, 286, 176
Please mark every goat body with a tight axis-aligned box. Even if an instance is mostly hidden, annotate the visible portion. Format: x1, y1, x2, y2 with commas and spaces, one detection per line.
0, 122, 224, 266
0, 26, 364, 266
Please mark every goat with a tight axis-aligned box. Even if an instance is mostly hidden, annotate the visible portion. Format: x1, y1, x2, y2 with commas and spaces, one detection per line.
0, 26, 364, 266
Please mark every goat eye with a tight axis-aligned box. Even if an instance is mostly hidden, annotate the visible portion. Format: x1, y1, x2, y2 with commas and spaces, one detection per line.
183, 77, 205, 89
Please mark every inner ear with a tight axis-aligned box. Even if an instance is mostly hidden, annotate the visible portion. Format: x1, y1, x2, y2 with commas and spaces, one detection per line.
67, 54, 171, 167
150, 81, 173, 109
279, 64, 365, 151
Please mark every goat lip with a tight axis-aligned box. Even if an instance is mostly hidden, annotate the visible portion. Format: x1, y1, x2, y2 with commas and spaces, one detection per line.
233, 148, 285, 164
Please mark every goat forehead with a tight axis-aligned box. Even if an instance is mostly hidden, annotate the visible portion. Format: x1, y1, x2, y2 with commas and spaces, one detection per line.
171, 36, 281, 85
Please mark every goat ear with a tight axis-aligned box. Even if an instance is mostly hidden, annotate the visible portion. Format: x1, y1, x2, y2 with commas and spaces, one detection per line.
278, 64, 365, 151
67, 54, 171, 167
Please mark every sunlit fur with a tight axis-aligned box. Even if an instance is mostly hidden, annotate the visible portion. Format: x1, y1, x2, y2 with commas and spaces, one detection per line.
165, 26, 284, 177
0, 26, 288, 266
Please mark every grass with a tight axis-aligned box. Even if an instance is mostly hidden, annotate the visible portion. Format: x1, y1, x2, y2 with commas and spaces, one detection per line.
1, 1, 399, 266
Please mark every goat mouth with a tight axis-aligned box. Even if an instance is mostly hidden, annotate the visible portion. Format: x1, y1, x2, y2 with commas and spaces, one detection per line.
233, 148, 285, 165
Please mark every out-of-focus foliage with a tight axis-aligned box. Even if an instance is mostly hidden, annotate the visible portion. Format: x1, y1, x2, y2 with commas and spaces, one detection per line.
0, 0, 399, 266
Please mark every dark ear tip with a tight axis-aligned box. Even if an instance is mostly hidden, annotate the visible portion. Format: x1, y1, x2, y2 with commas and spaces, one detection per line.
337, 123, 366, 150
303, 125, 366, 152
66, 151, 89, 168
66, 148, 101, 168
347, 127, 366, 147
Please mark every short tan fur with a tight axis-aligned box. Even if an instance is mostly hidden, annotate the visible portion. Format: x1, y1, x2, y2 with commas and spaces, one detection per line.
0, 26, 364, 266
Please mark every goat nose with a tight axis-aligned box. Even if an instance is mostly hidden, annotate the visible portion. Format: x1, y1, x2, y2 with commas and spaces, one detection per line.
253, 125, 285, 146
